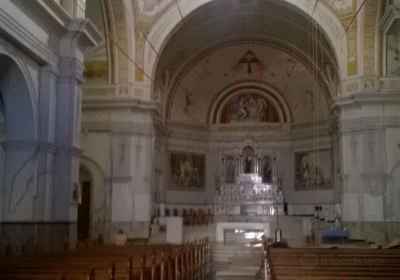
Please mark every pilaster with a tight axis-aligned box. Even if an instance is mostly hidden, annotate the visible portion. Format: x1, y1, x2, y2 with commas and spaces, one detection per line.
336, 91, 400, 222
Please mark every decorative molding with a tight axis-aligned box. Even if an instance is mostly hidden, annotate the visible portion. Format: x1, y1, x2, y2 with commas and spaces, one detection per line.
335, 91, 400, 107
0, 8, 57, 64
379, 4, 400, 33
340, 116, 400, 134
36, 0, 72, 28
105, 176, 133, 183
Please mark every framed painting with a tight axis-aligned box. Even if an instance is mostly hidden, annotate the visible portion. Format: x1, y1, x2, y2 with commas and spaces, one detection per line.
169, 151, 205, 190
294, 149, 333, 191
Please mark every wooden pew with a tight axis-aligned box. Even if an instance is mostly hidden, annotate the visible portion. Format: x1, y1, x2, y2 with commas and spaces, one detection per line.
0, 238, 210, 280
263, 245, 400, 280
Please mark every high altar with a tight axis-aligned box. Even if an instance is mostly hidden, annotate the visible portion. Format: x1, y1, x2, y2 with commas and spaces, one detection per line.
214, 147, 284, 217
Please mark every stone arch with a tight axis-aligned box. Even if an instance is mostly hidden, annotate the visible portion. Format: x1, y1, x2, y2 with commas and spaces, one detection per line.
208, 81, 292, 124
107, 0, 135, 84
0, 53, 37, 140
163, 38, 336, 123
144, 0, 347, 94
0, 53, 38, 221
79, 156, 108, 226
362, 0, 379, 76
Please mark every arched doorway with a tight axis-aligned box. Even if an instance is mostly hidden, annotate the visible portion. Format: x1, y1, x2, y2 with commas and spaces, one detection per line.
78, 166, 93, 241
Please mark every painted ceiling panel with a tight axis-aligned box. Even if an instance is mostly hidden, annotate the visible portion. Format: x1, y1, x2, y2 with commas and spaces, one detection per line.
167, 44, 329, 125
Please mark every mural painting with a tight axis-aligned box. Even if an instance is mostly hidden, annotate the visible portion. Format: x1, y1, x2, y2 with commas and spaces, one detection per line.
233, 49, 264, 74
169, 151, 205, 190
295, 149, 332, 191
221, 93, 279, 123
386, 21, 400, 76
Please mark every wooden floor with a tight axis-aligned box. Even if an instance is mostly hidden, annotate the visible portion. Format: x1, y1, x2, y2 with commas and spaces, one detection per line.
0, 238, 210, 280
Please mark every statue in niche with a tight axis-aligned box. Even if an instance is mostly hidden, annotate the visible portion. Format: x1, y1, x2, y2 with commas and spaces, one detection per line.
262, 157, 272, 183
226, 160, 235, 183
244, 156, 252, 173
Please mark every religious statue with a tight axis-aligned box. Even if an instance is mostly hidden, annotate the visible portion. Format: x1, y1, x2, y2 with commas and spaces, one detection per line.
262, 158, 272, 183
227, 161, 235, 183
244, 156, 252, 173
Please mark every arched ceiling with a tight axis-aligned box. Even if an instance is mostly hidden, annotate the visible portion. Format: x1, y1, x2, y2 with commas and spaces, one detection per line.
155, 0, 338, 126
156, 0, 338, 86
165, 44, 329, 125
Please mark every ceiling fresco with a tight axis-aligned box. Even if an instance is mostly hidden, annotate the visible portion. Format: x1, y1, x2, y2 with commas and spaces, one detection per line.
167, 44, 329, 125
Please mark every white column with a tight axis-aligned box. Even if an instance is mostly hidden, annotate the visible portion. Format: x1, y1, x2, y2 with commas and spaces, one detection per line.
52, 19, 100, 247
236, 157, 239, 183
34, 65, 59, 221
239, 156, 242, 174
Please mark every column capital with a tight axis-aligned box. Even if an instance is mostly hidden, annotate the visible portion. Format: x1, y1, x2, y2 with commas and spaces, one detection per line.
40, 63, 59, 76
58, 57, 84, 83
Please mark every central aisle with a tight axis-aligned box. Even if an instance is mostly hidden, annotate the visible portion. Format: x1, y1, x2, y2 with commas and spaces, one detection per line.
213, 243, 263, 280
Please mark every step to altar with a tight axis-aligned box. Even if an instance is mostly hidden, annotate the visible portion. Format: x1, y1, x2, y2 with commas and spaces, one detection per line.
214, 244, 262, 280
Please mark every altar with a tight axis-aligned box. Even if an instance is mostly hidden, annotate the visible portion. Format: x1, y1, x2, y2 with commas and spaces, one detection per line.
216, 222, 269, 243
213, 147, 285, 243
214, 173, 284, 216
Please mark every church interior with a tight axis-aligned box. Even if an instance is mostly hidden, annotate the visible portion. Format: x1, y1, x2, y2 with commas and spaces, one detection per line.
1, 0, 400, 279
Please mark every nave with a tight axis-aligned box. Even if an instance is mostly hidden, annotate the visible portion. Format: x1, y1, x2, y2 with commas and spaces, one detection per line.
1, 220, 400, 280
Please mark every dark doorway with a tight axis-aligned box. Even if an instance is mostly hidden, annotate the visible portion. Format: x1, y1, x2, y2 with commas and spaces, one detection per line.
77, 181, 91, 241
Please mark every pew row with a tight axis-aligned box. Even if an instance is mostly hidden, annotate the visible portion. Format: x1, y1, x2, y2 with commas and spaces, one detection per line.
263, 246, 400, 280
0, 238, 210, 280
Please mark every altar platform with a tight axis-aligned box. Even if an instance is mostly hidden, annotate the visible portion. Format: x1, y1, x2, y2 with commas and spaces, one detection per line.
215, 215, 308, 244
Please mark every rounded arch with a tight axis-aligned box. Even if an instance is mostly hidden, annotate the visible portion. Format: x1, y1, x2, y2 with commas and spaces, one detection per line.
0, 53, 37, 141
208, 81, 292, 124
144, 0, 347, 91
164, 38, 336, 123
84, 0, 136, 84
79, 156, 108, 223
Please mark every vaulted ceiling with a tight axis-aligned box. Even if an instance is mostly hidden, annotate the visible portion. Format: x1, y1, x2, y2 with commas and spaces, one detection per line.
156, 0, 337, 78
154, 0, 338, 125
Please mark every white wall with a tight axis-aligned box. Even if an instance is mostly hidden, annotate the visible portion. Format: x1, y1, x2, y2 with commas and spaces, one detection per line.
163, 125, 336, 209
339, 97, 400, 222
